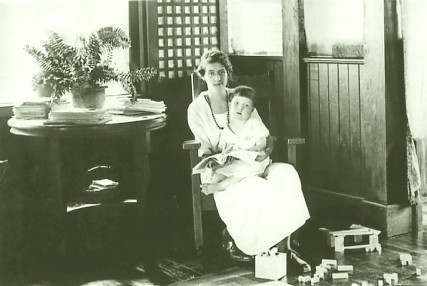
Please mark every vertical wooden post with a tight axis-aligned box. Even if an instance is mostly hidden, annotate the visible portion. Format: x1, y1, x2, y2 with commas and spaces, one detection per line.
360, 0, 387, 203
218, 0, 229, 52
361, 0, 413, 236
282, 0, 302, 137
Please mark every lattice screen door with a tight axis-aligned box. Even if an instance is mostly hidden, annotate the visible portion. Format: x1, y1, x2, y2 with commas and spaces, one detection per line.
156, 0, 219, 79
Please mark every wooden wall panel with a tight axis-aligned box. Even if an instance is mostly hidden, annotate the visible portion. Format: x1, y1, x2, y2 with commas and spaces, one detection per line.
318, 64, 330, 187
304, 58, 364, 196
338, 64, 351, 191
328, 64, 340, 189
307, 63, 320, 184
348, 64, 362, 195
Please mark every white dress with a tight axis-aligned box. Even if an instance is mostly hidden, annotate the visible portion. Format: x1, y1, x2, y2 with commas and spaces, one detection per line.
188, 92, 310, 255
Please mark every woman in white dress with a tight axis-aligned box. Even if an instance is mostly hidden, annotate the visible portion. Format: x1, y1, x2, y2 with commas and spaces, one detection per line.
187, 50, 311, 272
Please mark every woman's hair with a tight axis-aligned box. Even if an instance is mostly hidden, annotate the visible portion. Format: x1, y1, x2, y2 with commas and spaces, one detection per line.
230, 85, 257, 107
196, 50, 234, 80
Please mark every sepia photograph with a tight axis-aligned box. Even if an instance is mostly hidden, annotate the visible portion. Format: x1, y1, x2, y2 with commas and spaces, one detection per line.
0, 0, 426, 285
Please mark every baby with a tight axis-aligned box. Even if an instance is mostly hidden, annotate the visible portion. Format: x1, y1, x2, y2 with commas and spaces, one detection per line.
201, 85, 271, 194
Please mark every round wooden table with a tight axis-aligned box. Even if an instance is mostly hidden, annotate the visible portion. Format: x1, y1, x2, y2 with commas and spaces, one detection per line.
8, 114, 166, 258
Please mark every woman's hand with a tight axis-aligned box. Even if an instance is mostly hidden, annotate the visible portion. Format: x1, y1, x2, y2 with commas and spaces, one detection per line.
256, 149, 270, 161
255, 135, 274, 161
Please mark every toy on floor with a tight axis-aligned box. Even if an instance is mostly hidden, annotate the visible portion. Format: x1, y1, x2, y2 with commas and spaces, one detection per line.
399, 253, 413, 266
321, 224, 381, 253
255, 247, 287, 280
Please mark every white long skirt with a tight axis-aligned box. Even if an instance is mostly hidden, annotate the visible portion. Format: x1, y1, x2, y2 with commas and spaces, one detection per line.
213, 163, 310, 255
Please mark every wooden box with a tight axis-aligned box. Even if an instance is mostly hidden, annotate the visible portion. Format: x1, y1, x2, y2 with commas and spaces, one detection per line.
255, 252, 287, 280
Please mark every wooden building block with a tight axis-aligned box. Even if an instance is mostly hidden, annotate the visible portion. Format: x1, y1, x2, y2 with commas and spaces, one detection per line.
337, 265, 354, 272
322, 259, 338, 268
313, 272, 324, 280
354, 234, 363, 243
334, 236, 345, 252
390, 273, 398, 283
416, 268, 422, 276
298, 275, 311, 283
332, 272, 348, 280
399, 253, 412, 266
315, 265, 328, 274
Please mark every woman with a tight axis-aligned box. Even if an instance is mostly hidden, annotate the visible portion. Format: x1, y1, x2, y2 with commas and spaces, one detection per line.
187, 50, 311, 272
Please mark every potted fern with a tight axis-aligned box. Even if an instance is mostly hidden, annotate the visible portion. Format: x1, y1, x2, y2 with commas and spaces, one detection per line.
24, 26, 157, 108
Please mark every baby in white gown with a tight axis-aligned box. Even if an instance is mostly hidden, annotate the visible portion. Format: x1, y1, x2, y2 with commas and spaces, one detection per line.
201, 85, 270, 192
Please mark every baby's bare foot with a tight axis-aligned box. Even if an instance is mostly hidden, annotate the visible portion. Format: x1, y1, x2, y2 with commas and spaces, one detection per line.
201, 183, 223, 195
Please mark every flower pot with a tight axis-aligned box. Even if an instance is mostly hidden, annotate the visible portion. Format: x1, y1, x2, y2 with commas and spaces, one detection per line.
70, 87, 106, 109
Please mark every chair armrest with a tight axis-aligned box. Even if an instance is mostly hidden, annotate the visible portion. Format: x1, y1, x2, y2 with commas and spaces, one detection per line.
274, 136, 305, 146
273, 136, 305, 167
183, 139, 201, 150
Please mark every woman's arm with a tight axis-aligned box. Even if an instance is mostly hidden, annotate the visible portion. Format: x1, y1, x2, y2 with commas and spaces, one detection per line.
188, 101, 215, 156
256, 135, 274, 161
248, 115, 274, 162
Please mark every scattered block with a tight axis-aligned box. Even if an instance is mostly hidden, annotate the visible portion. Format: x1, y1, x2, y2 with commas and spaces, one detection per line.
310, 276, 319, 284
315, 265, 328, 274
391, 273, 398, 283
321, 259, 337, 268
383, 273, 398, 284
416, 268, 422, 276
361, 281, 368, 286
378, 280, 384, 286
313, 272, 324, 280
298, 275, 311, 283
320, 263, 331, 270
337, 265, 354, 272
332, 272, 349, 280
399, 253, 412, 266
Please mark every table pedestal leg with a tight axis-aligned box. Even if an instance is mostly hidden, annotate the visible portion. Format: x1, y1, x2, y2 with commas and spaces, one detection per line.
45, 137, 65, 258
132, 132, 150, 231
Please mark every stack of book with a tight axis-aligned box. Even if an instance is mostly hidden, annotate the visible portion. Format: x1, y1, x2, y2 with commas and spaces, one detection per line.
88, 178, 119, 192
108, 99, 166, 115
45, 108, 111, 125
83, 178, 120, 203
13, 100, 49, 119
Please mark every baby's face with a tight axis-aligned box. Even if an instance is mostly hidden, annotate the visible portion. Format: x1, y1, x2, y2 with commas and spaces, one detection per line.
229, 95, 254, 121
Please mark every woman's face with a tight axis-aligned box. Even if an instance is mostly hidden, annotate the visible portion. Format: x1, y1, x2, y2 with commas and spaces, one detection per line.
202, 62, 228, 93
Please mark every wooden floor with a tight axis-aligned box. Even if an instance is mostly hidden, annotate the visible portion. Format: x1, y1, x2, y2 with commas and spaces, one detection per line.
4, 202, 427, 286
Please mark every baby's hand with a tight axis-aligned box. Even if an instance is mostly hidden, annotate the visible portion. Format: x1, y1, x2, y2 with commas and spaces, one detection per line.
222, 144, 234, 154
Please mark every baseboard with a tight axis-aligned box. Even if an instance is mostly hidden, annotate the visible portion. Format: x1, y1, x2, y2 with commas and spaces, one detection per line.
305, 186, 419, 237
361, 200, 418, 237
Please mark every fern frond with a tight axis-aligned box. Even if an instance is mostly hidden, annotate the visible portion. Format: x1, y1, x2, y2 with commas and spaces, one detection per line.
96, 26, 131, 51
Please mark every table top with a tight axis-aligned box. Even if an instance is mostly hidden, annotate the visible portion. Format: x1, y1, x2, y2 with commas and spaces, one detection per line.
8, 114, 167, 137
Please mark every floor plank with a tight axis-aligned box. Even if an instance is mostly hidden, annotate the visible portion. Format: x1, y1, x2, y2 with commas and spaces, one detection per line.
8, 204, 427, 286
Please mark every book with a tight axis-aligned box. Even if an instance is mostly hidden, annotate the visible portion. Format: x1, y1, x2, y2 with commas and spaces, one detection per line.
192, 150, 259, 175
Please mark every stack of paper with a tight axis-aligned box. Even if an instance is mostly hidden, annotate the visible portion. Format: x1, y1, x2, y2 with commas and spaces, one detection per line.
87, 178, 119, 192
13, 100, 49, 119
109, 99, 167, 115
45, 108, 111, 125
